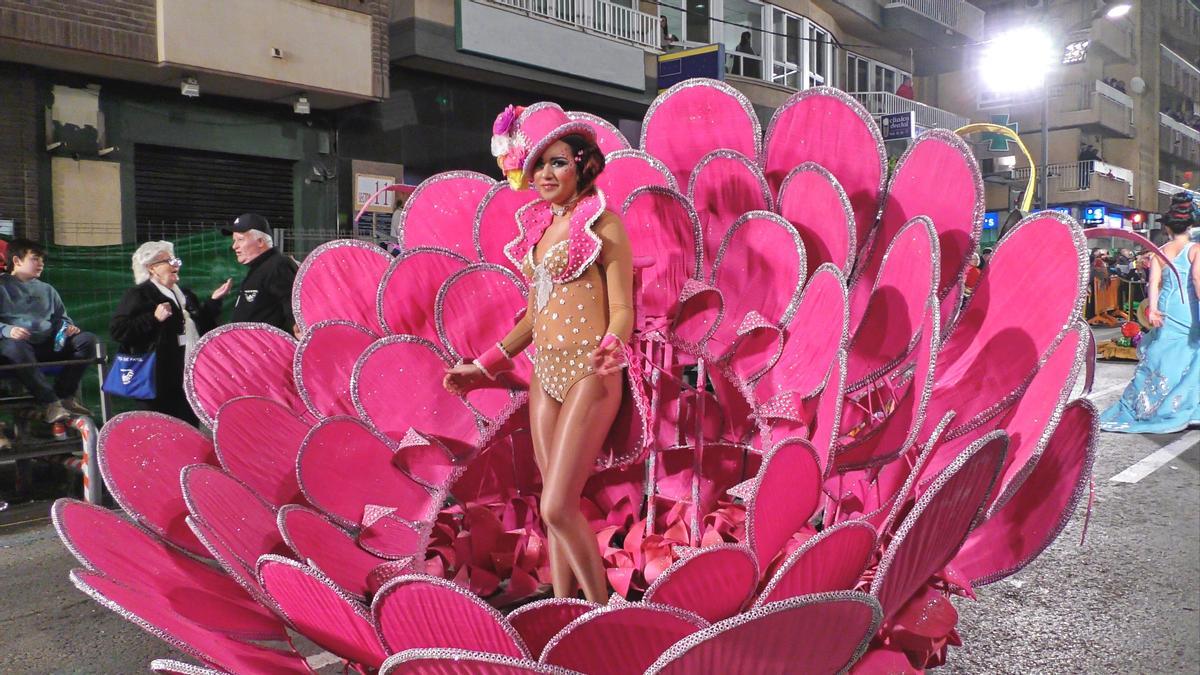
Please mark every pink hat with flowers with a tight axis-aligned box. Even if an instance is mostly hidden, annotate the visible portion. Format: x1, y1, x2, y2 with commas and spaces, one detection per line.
491, 103, 596, 190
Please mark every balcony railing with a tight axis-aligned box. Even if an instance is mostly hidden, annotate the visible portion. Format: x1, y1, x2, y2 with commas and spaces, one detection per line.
486, 0, 660, 51
1162, 45, 1200, 102
884, 0, 984, 39
1160, 113, 1200, 164
1013, 160, 1134, 201
1163, 0, 1200, 46
849, 91, 970, 132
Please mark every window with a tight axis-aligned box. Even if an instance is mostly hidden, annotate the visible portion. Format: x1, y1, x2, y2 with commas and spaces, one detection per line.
846, 52, 910, 94
724, 0, 764, 79
685, 0, 710, 43
770, 8, 801, 88
659, 0, 712, 47
806, 23, 831, 88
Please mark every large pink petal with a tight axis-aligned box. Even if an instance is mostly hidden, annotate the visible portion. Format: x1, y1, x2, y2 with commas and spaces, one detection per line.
396, 171, 495, 257
776, 163, 856, 277
70, 570, 308, 674
928, 212, 1087, 439
295, 320, 377, 419
688, 150, 772, 275
869, 432, 1006, 621
98, 411, 217, 557
53, 499, 283, 640
710, 211, 805, 350
641, 78, 761, 191
622, 187, 703, 322
850, 129, 982, 319
506, 598, 599, 660
297, 416, 438, 529
475, 183, 539, 271
594, 150, 677, 215
643, 544, 758, 623
755, 520, 876, 605
278, 505, 387, 599
647, 591, 881, 675
379, 247, 472, 340
214, 396, 310, 506
353, 336, 479, 450
754, 265, 848, 404
186, 324, 302, 428
182, 465, 289, 607
540, 603, 707, 675
294, 239, 390, 334
258, 555, 387, 668
381, 649, 579, 675
744, 437, 822, 566
763, 87, 884, 248
373, 575, 529, 658
845, 217, 937, 389
954, 400, 1096, 585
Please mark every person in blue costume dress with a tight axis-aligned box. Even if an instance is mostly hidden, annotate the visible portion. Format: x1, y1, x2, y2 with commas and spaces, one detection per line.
1101, 192, 1200, 433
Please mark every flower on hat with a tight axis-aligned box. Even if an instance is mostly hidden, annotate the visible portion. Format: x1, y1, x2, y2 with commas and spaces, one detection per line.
492, 105, 529, 190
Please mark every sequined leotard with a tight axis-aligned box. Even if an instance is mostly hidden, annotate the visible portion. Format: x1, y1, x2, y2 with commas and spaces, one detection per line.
498, 191, 634, 402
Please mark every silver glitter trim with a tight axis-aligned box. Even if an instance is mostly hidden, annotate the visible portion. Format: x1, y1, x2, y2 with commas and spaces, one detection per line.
539, 601, 710, 666
184, 322, 297, 430
724, 311, 784, 385
752, 520, 877, 608
644, 590, 882, 675
639, 78, 763, 163
472, 181, 537, 264
686, 149, 774, 212
349, 333, 459, 425
150, 659, 226, 675
292, 320, 378, 421
873, 410, 959, 535
254, 553, 380, 651
711, 210, 806, 326
642, 543, 759, 614
742, 437, 822, 562
669, 280, 726, 354
520, 121, 599, 179
622, 185, 705, 279
602, 148, 680, 193
775, 162, 858, 278
971, 399, 1097, 587
395, 170, 496, 247
275, 504, 378, 600
869, 429, 1008, 619
381, 648, 577, 675
370, 573, 531, 658
377, 246, 474, 336
292, 239, 391, 335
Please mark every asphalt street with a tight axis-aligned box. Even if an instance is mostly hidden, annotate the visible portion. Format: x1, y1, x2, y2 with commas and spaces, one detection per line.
0, 359, 1196, 674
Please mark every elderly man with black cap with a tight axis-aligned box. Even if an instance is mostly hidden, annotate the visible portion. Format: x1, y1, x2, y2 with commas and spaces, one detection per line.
222, 213, 299, 336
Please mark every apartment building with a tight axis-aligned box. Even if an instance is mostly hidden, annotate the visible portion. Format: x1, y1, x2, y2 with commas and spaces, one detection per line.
944, 0, 1199, 236
0, 0, 390, 245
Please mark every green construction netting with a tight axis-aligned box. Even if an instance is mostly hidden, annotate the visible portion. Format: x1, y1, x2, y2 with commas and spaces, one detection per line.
10, 232, 244, 417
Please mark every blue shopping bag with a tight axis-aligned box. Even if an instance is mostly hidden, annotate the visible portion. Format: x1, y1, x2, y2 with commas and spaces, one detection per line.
102, 352, 157, 400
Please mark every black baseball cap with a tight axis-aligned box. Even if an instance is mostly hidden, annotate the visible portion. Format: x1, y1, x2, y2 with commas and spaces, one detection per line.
222, 213, 272, 236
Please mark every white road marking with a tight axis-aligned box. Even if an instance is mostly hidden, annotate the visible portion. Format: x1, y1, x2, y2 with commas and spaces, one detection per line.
1110, 432, 1200, 483
307, 651, 341, 669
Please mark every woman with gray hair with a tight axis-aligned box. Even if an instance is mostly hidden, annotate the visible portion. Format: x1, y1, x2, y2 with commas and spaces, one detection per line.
109, 241, 232, 424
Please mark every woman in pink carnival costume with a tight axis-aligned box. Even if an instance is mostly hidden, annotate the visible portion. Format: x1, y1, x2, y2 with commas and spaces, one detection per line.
54, 80, 1098, 674
443, 105, 642, 603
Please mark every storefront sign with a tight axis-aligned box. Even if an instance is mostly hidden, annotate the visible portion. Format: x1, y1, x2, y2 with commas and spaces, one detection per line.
880, 111, 915, 141
355, 173, 396, 214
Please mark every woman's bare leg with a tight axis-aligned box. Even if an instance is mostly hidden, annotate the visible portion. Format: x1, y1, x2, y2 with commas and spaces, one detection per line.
527, 377, 574, 597
540, 372, 623, 603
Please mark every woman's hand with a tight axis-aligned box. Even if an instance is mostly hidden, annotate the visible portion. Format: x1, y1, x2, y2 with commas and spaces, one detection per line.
1148, 307, 1164, 328
154, 302, 173, 322
588, 334, 627, 376
443, 362, 487, 395
211, 279, 233, 301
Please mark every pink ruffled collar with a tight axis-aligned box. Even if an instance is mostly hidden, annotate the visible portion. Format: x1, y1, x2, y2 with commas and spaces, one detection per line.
504, 190, 606, 283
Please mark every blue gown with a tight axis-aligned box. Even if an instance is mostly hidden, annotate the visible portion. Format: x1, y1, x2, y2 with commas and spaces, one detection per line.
1101, 242, 1200, 433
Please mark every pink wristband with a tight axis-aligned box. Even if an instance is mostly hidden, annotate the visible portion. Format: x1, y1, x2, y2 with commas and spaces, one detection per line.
473, 344, 514, 380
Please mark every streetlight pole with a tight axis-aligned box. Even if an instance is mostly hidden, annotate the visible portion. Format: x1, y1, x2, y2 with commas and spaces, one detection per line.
1041, 78, 1050, 210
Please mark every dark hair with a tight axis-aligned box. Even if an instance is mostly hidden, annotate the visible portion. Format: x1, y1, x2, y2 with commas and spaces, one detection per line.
7, 238, 45, 271
1163, 192, 1197, 235
558, 134, 606, 196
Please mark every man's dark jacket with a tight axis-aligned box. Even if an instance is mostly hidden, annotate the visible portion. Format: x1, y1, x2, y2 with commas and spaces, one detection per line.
231, 248, 297, 331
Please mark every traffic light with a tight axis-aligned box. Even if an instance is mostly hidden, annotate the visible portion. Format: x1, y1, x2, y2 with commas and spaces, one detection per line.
1130, 211, 1146, 227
